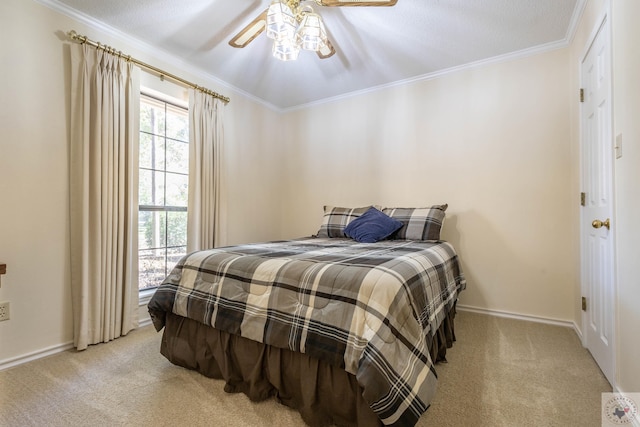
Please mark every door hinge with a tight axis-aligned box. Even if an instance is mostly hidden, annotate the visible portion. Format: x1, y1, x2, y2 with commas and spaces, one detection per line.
580, 88, 584, 102
580, 192, 586, 206
582, 296, 587, 311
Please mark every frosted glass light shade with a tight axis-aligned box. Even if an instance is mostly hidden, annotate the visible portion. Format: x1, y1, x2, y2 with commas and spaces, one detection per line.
266, 0, 297, 41
272, 38, 301, 61
296, 12, 328, 51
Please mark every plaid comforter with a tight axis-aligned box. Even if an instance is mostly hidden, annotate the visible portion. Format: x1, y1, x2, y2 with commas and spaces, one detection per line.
148, 237, 466, 426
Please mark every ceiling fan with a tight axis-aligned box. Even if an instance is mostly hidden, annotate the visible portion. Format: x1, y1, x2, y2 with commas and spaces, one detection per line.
229, 0, 398, 61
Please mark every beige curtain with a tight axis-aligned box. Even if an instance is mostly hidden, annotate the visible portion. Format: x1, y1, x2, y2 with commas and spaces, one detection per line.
69, 43, 140, 350
187, 90, 224, 252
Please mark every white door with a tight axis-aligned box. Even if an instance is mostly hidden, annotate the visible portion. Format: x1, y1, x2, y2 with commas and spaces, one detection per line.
580, 15, 615, 385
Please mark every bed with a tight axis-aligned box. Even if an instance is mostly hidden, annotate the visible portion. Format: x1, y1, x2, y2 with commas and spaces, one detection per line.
148, 205, 466, 426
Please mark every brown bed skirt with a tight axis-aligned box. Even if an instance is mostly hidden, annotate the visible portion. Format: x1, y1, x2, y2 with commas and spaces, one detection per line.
159, 304, 457, 427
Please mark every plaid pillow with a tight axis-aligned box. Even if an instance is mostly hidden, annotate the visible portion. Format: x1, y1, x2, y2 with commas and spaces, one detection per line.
316, 206, 378, 238
382, 204, 448, 241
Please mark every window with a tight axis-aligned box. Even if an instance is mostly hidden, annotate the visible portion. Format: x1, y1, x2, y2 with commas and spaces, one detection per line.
138, 94, 189, 290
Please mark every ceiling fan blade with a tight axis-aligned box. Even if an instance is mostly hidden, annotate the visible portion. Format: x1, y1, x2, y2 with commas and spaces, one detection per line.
318, 0, 397, 6
228, 9, 268, 48
317, 39, 336, 59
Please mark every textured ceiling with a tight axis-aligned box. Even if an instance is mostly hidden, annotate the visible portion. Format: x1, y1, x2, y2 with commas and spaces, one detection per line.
43, 0, 582, 110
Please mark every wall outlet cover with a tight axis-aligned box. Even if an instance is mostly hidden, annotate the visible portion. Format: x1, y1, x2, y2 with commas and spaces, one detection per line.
0, 301, 10, 321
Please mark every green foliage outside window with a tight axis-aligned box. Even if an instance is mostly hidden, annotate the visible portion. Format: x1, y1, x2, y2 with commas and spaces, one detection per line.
138, 95, 189, 290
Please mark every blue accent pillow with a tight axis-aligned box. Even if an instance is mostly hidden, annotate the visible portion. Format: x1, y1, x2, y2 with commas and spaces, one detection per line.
344, 207, 403, 243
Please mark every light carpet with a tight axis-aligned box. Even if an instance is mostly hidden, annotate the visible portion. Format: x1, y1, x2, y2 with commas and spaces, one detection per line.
0, 311, 611, 426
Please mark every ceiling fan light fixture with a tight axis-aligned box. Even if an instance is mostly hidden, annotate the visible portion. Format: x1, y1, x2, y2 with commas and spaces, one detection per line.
266, 0, 297, 41
272, 38, 301, 61
230, 0, 398, 61
296, 11, 328, 51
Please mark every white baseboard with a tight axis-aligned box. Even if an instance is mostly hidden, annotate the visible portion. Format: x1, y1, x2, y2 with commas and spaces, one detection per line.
457, 304, 582, 338
138, 314, 153, 328
1, 304, 583, 372
572, 321, 583, 341
0, 341, 74, 372
1, 302, 154, 372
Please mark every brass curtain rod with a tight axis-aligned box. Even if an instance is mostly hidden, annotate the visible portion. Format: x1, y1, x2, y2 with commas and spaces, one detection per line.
67, 30, 230, 104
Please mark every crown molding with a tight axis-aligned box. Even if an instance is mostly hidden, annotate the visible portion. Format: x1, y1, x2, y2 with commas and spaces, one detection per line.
565, 0, 588, 44
284, 38, 570, 113
279, 0, 589, 113
33, 0, 281, 112
35, 0, 588, 114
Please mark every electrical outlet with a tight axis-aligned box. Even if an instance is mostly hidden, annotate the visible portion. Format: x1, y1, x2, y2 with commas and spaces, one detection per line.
0, 301, 10, 321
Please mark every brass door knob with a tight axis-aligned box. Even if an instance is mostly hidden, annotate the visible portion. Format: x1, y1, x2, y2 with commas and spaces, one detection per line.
592, 218, 611, 230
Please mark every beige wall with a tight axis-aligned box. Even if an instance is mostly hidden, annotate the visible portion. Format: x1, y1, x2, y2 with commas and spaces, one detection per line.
281, 49, 575, 323
224, 97, 286, 246
0, 0, 283, 364
0, 0, 74, 364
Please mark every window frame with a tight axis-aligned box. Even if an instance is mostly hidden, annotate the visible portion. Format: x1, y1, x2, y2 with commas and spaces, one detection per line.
138, 92, 190, 299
